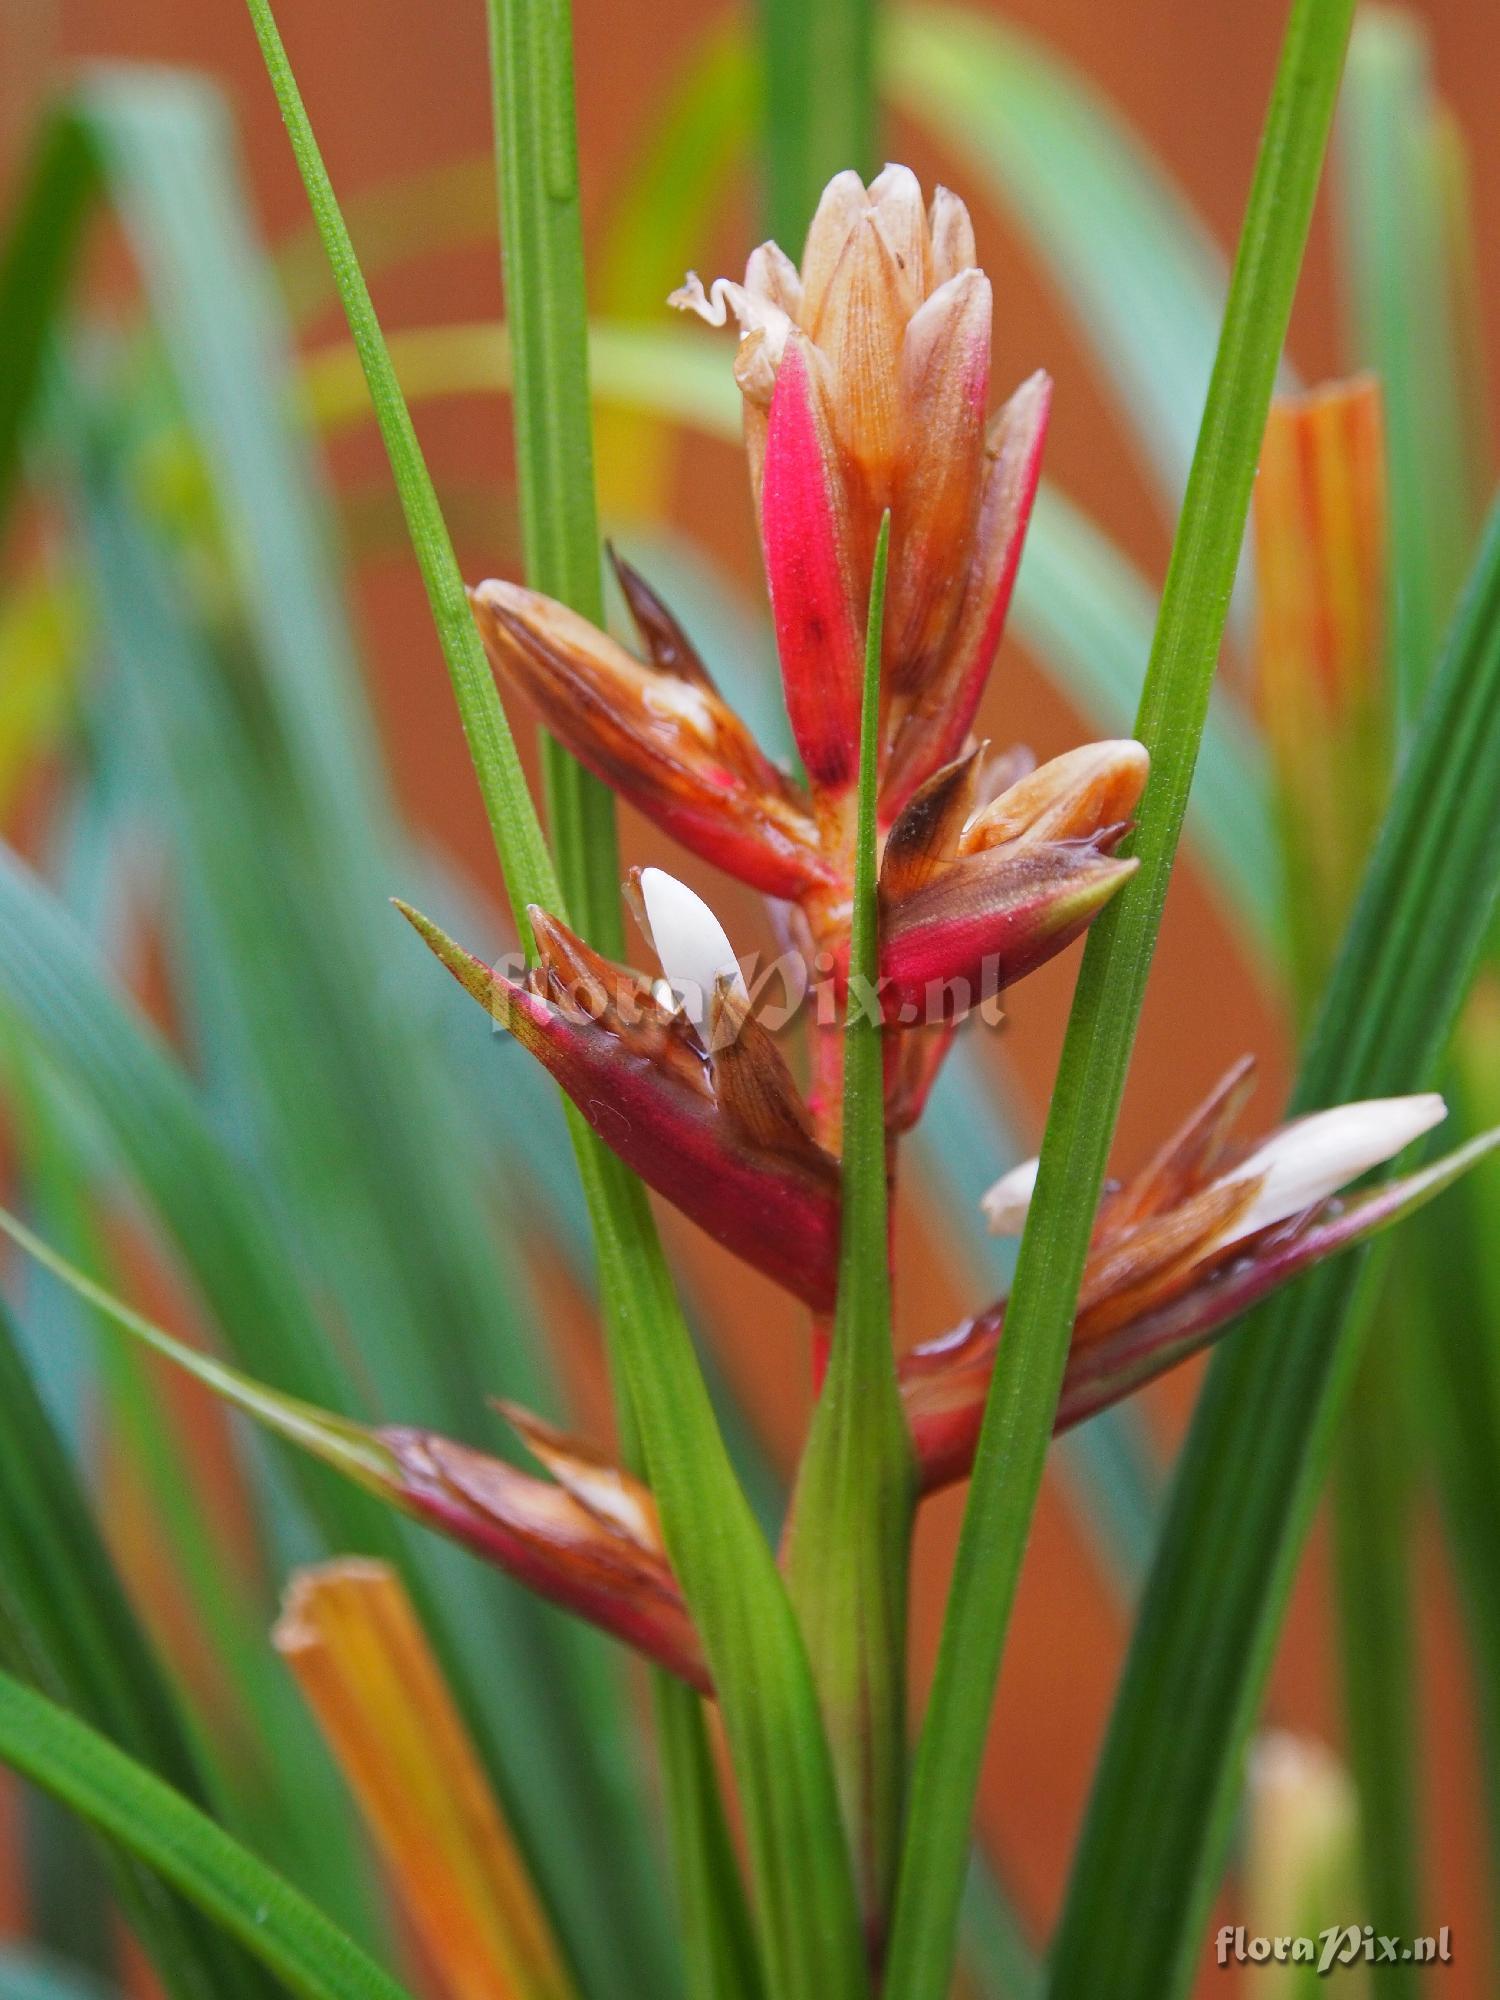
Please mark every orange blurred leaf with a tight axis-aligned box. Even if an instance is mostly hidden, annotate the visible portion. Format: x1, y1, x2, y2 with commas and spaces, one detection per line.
275, 1560, 576, 2000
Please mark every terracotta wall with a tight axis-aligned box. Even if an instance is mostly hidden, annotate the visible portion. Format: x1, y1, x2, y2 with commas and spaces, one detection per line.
5, 0, 1497, 1989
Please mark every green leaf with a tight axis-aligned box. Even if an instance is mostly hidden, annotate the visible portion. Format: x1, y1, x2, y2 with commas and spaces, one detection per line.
650, 1680, 765, 2000
0, 115, 97, 542
1337, 9, 1477, 721
757, 0, 877, 245
959, 1858, 1040, 2000
485, 0, 621, 949
0, 1284, 274, 2000
1330, 1331, 1422, 1971
784, 518, 914, 1933
1048, 493, 1500, 1997
1411, 1081, 1500, 1923
1323, 26, 1483, 1956
238, 7, 867, 1992
881, 5, 1357, 1994
0, 1670, 412, 2000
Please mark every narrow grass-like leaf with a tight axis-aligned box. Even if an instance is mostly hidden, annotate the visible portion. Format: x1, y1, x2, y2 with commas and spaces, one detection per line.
238, 5, 557, 934
1049, 494, 1500, 1998
0, 1672, 411, 2000
485, 0, 621, 947
1335, 26, 1497, 1962
487, 10, 785, 1991
959, 1858, 1040, 2000
881, 7, 1356, 1994
1331, 1344, 1421, 1974
240, 9, 866, 1992
757, 0, 876, 245
0, 1292, 272, 2000
1410, 1092, 1500, 1924
1251, 372, 1418, 1974
650, 1680, 765, 2000
0, 116, 96, 540
1337, 10, 1474, 720
784, 519, 914, 1934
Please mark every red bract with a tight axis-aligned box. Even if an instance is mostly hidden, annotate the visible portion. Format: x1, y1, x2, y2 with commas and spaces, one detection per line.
761, 335, 867, 790
877, 739, 1145, 1013
880, 372, 1052, 817
396, 899, 842, 1311
903, 1065, 1478, 1492
471, 559, 832, 901
382, 1424, 708, 1691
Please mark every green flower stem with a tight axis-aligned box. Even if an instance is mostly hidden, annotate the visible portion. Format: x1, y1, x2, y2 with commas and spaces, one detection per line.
785, 518, 915, 1941
881, 4, 1357, 1994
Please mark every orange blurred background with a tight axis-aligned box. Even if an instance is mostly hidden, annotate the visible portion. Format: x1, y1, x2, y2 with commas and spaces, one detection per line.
5, 0, 1497, 1990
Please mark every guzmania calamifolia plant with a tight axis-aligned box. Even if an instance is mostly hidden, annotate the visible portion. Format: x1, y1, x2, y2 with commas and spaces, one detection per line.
378, 168, 1494, 1943
24, 163, 1491, 1978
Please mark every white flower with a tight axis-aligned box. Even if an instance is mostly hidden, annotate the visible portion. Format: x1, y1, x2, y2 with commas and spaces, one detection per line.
637, 868, 747, 1030
979, 1093, 1447, 1250
981, 1155, 1039, 1235
1206, 1093, 1446, 1252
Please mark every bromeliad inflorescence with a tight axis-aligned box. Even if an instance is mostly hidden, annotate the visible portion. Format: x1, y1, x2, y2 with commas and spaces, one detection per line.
390, 165, 1491, 1747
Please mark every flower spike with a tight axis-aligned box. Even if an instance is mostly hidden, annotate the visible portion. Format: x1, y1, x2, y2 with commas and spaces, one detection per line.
677, 170, 1049, 813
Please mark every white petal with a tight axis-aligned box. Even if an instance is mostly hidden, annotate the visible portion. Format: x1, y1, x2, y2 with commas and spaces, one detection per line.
1209, 1093, 1447, 1251
638, 868, 747, 1029
669, 271, 792, 353
981, 1155, 1039, 1235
